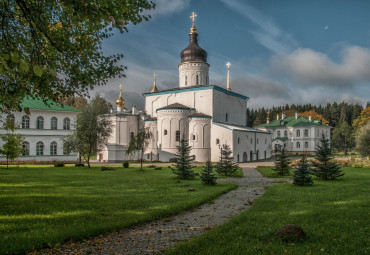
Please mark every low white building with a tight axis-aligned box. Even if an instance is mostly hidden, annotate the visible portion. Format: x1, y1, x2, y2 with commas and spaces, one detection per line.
0, 97, 79, 162
255, 112, 331, 153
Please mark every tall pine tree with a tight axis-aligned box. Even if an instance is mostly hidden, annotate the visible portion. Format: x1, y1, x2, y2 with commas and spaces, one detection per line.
172, 134, 195, 180
312, 134, 344, 180
273, 149, 291, 176
293, 156, 313, 186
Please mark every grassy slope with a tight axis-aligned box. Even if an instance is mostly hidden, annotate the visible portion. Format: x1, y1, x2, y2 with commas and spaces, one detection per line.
165, 167, 370, 255
0, 166, 236, 254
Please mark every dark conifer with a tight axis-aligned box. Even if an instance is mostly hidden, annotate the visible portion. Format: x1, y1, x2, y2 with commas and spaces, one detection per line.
293, 156, 313, 186
200, 161, 217, 185
273, 149, 291, 176
311, 134, 344, 180
172, 134, 195, 180
215, 144, 239, 176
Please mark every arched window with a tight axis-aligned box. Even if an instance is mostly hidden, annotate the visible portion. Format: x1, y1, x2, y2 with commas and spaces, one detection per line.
63, 117, 70, 130
226, 113, 229, 122
296, 129, 301, 137
296, 142, 300, 148
22, 141, 30, 156
175, 131, 180, 142
304, 129, 309, 137
196, 74, 199, 85
277, 131, 281, 137
36, 116, 44, 129
284, 130, 288, 137
216, 138, 220, 145
51, 117, 58, 130
22, 115, 30, 129
238, 137, 240, 144
164, 129, 168, 136
250, 138, 253, 144
130, 132, 134, 140
185, 76, 187, 86
36, 142, 44, 156
7, 114, 15, 126
305, 142, 309, 148
50, 142, 57, 155
192, 134, 196, 140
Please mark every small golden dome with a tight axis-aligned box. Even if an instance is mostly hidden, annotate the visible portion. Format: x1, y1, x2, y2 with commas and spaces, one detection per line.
116, 84, 125, 108
151, 73, 159, 93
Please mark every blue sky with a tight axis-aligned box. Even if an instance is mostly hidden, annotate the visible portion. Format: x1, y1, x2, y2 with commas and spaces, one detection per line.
93, 0, 370, 109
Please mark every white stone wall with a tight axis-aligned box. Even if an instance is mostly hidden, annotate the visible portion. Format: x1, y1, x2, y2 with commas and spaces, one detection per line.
210, 123, 234, 162
188, 117, 211, 162
179, 62, 209, 87
233, 131, 272, 162
212, 90, 247, 126
0, 110, 79, 161
144, 120, 159, 160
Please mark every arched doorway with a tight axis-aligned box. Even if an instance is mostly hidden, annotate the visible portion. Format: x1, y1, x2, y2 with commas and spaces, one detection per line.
264, 150, 267, 159
243, 152, 248, 162
250, 151, 253, 161
237, 154, 240, 162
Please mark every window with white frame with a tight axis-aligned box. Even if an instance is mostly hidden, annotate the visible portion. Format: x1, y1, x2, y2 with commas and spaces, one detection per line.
36, 142, 44, 155
22, 115, 30, 129
36, 116, 44, 129
63, 117, 70, 130
22, 141, 30, 156
296, 142, 301, 148
296, 129, 301, 137
51, 117, 58, 130
50, 142, 57, 155
175, 131, 180, 142
304, 129, 309, 137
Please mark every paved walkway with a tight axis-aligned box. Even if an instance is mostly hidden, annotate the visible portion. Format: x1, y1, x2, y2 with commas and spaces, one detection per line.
33, 163, 279, 255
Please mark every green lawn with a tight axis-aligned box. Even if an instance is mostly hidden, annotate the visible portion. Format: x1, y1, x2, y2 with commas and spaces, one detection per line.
165, 167, 370, 255
256, 166, 293, 178
0, 166, 237, 254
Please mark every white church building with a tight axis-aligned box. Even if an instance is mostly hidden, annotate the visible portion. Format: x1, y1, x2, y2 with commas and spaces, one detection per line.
101, 13, 272, 163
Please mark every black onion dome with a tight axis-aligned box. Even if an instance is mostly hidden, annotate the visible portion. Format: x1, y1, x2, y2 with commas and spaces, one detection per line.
180, 31, 207, 63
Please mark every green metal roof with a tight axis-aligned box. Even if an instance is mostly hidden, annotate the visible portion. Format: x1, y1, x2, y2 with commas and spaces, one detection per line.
21, 97, 80, 112
255, 116, 329, 128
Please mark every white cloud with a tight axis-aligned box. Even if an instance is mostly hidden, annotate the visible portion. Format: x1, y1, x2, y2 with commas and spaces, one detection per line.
220, 0, 298, 53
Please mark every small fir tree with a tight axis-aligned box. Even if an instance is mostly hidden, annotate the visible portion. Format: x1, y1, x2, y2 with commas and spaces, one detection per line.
293, 156, 313, 186
273, 149, 291, 176
172, 134, 195, 180
312, 133, 344, 180
200, 161, 217, 185
216, 144, 239, 176
0, 119, 24, 169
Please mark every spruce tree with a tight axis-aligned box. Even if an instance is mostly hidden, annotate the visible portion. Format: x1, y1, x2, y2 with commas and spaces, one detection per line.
273, 149, 291, 176
172, 134, 195, 180
200, 161, 217, 185
216, 144, 239, 176
293, 156, 313, 186
311, 133, 344, 180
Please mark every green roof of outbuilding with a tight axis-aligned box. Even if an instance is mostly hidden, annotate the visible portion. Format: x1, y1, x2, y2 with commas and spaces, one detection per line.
255, 116, 329, 128
21, 97, 80, 112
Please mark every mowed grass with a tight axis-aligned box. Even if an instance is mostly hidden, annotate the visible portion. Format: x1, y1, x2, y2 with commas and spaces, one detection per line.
0, 165, 237, 254
165, 167, 370, 255
256, 166, 293, 178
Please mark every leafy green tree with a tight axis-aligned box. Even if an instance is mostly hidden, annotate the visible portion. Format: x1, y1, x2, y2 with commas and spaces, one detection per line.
126, 128, 152, 170
0, 0, 155, 113
355, 122, 370, 157
216, 144, 239, 176
0, 119, 24, 168
312, 134, 344, 180
332, 121, 354, 155
172, 134, 195, 180
273, 149, 291, 176
200, 161, 217, 185
293, 156, 313, 186
64, 95, 112, 168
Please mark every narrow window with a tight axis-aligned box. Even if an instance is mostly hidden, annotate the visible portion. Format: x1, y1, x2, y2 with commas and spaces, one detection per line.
63, 117, 70, 130
296, 142, 300, 148
185, 76, 187, 86
22, 115, 30, 129
226, 113, 229, 122
238, 137, 240, 144
50, 142, 57, 156
296, 130, 301, 137
36, 116, 44, 129
51, 117, 58, 130
164, 129, 168, 136
284, 130, 288, 137
277, 131, 281, 138
196, 75, 199, 85
257, 138, 259, 144
304, 129, 309, 137
130, 132, 134, 140
36, 142, 44, 156
216, 138, 220, 145
250, 138, 253, 144
305, 142, 309, 148
22, 141, 30, 156
192, 134, 196, 140
176, 131, 180, 142
265, 138, 267, 144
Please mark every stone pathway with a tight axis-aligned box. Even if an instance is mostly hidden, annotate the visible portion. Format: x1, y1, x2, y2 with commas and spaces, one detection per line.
32, 166, 277, 255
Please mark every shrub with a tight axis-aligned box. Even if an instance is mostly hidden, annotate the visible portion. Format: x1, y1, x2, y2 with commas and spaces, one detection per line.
54, 163, 65, 167
154, 166, 162, 170
101, 166, 115, 171
75, 163, 85, 167
123, 162, 129, 168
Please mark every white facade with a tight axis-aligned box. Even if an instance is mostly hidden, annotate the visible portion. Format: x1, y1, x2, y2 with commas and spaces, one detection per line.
179, 62, 210, 87
256, 113, 331, 153
0, 105, 79, 162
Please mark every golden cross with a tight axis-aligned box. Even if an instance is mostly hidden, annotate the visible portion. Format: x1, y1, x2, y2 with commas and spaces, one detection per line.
153, 72, 157, 82
119, 84, 123, 91
226, 61, 231, 69
190, 12, 197, 25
